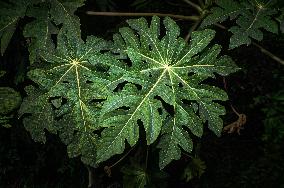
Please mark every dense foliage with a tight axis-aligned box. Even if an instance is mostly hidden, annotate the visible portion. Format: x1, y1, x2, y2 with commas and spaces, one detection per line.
0, 0, 283, 187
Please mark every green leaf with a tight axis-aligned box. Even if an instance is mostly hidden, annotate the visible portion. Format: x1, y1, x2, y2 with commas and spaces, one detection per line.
0, 93, 15, 127
201, 0, 279, 48
22, 0, 85, 63
67, 131, 98, 167
201, 0, 245, 27
24, 3, 57, 63
18, 86, 56, 143
50, 0, 85, 37
121, 165, 148, 188
0, 71, 5, 78
0, 87, 21, 114
121, 156, 168, 188
0, 115, 13, 128
1, 20, 17, 56
181, 157, 206, 182
0, 0, 32, 55
158, 117, 193, 169
97, 16, 239, 168
19, 28, 110, 164
1, 123, 12, 128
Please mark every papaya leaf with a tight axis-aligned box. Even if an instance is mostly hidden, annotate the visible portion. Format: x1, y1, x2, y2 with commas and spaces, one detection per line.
181, 157, 206, 182
19, 28, 110, 164
121, 164, 148, 188
18, 86, 56, 143
97, 16, 239, 168
24, 3, 58, 63
0, 0, 33, 55
0, 21, 17, 56
121, 155, 168, 188
0, 74, 18, 127
0, 87, 21, 115
201, 0, 245, 27
50, 0, 85, 37
201, 0, 279, 49
0, 86, 21, 128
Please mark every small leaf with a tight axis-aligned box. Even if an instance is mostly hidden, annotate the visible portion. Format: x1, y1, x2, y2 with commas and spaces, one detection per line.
2, 123, 12, 128
0, 87, 21, 114
181, 157, 206, 182
121, 165, 148, 188
0, 71, 6, 78
0, 115, 13, 128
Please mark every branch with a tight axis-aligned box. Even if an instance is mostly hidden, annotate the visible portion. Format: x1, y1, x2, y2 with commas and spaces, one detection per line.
198, 0, 205, 8
86, 11, 199, 21
182, 0, 203, 12
103, 146, 135, 177
87, 166, 94, 188
185, 18, 202, 42
213, 23, 284, 65
252, 42, 284, 65
145, 146, 149, 170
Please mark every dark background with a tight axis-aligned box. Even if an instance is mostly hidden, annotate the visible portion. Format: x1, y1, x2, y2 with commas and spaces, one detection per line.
0, 0, 283, 187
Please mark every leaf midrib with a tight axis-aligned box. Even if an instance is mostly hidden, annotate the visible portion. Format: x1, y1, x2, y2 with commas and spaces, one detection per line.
100, 69, 167, 156
0, 17, 18, 32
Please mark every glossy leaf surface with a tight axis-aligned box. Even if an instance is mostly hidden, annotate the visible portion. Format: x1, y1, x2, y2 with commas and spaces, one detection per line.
97, 16, 239, 168
19, 28, 110, 165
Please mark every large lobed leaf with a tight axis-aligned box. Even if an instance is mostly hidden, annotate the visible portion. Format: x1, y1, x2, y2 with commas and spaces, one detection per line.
19, 14, 239, 168
19, 28, 110, 166
201, 0, 279, 49
97, 16, 239, 169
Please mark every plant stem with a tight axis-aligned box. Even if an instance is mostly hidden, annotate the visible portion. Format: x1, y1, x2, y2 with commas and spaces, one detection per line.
252, 42, 284, 65
214, 23, 227, 30
87, 166, 94, 188
109, 147, 134, 168
198, 0, 205, 8
145, 146, 149, 170
182, 151, 193, 158
184, 18, 202, 42
86, 11, 199, 21
213, 23, 284, 65
182, 0, 203, 12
